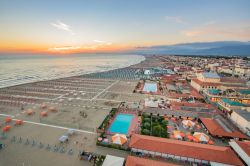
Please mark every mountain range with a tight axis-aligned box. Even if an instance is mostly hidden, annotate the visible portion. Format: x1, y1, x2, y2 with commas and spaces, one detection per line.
129, 41, 250, 56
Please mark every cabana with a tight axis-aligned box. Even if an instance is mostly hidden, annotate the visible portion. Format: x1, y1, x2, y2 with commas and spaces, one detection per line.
102, 155, 124, 166
193, 132, 210, 143
112, 134, 127, 145
182, 120, 195, 128
173, 130, 184, 140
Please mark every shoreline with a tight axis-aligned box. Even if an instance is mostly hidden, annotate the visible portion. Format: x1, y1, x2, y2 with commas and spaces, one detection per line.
0, 54, 145, 89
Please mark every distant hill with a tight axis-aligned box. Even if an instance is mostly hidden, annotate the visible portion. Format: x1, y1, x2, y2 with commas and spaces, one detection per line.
129, 41, 250, 56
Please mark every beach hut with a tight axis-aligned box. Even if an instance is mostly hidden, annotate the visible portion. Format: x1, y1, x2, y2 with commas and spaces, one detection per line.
5, 117, 12, 123
182, 120, 195, 128
112, 134, 127, 145
193, 132, 210, 143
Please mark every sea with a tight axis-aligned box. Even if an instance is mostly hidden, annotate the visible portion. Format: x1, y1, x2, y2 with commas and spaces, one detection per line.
0, 54, 145, 88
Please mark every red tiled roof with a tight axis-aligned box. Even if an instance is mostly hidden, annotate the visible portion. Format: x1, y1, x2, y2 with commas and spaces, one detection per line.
171, 101, 213, 108
221, 77, 246, 84
125, 156, 178, 166
192, 79, 221, 87
236, 141, 250, 157
200, 118, 248, 139
129, 134, 243, 166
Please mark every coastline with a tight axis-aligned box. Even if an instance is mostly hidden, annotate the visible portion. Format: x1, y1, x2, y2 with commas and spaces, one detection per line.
0, 54, 145, 89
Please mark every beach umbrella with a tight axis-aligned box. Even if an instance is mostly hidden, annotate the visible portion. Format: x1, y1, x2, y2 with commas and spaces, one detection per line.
2, 125, 11, 132
40, 111, 48, 117
15, 120, 24, 125
171, 117, 176, 121
40, 104, 47, 109
48, 107, 57, 112
5, 117, 12, 123
167, 125, 172, 129
112, 134, 127, 145
182, 120, 195, 128
187, 135, 193, 141
193, 132, 210, 143
26, 109, 34, 115
173, 130, 183, 139
208, 140, 214, 145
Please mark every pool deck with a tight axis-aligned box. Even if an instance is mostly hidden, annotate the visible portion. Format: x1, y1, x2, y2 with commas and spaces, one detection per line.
140, 82, 162, 95
107, 111, 139, 136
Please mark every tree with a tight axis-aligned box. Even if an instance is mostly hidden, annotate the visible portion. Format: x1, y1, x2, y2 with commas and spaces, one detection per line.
142, 129, 150, 135
152, 125, 163, 137
143, 122, 151, 129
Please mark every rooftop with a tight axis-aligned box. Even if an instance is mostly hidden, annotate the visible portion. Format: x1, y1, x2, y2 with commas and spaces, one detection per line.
129, 134, 244, 166
200, 118, 248, 139
125, 156, 178, 166
234, 109, 250, 121
238, 89, 250, 95
202, 72, 220, 79
221, 98, 246, 107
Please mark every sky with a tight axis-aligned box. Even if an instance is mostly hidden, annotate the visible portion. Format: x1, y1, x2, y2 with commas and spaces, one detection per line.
0, 0, 250, 54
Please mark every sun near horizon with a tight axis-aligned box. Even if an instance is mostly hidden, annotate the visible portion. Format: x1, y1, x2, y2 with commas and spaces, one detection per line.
0, 0, 250, 54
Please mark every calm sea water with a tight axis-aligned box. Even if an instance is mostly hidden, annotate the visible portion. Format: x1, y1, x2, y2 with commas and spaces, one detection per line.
0, 54, 144, 88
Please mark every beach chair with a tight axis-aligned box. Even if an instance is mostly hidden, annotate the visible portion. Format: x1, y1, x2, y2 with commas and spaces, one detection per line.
18, 137, 22, 143
46, 144, 51, 150
32, 140, 37, 147
53, 145, 58, 152
59, 147, 65, 153
25, 138, 29, 145
67, 149, 73, 155
11, 136, 16, 143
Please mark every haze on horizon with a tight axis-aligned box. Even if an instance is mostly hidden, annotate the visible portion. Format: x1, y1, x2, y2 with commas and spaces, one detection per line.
0, 0, 250, 54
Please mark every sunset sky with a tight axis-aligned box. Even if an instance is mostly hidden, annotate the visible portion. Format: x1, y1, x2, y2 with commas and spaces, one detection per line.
0, 0, 250, 54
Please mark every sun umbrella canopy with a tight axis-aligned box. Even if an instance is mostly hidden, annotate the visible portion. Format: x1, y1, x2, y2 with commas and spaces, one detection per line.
182, 120, 195, 128
193, 132, 210, 142
173, 130, 183, 139
112, 134, 127, 145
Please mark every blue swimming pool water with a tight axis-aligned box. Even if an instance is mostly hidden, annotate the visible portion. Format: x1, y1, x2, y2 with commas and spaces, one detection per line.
143, 83, 157, 92
109, 114, 134, 134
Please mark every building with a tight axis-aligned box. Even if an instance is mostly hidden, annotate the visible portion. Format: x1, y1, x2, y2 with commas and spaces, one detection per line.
129, 134, 244, 166
197, 72, 220, 83
218, 98, 247, 113
229, 140, 250, 166
199, 117, 248, 140
230, 109, 250, 136
125, 156, 178, 166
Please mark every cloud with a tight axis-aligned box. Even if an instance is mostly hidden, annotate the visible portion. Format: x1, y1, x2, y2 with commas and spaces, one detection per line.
182, 21, 250, 40
165, 16, 186, 24
49, 46, 81, 51
51, 20, 75, 35
93, 40, 105, 43
93, 40, 112, 45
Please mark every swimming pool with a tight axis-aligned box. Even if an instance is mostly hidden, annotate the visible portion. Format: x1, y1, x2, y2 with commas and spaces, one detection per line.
143, 83, 157, 93
109, 114, 134, 134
